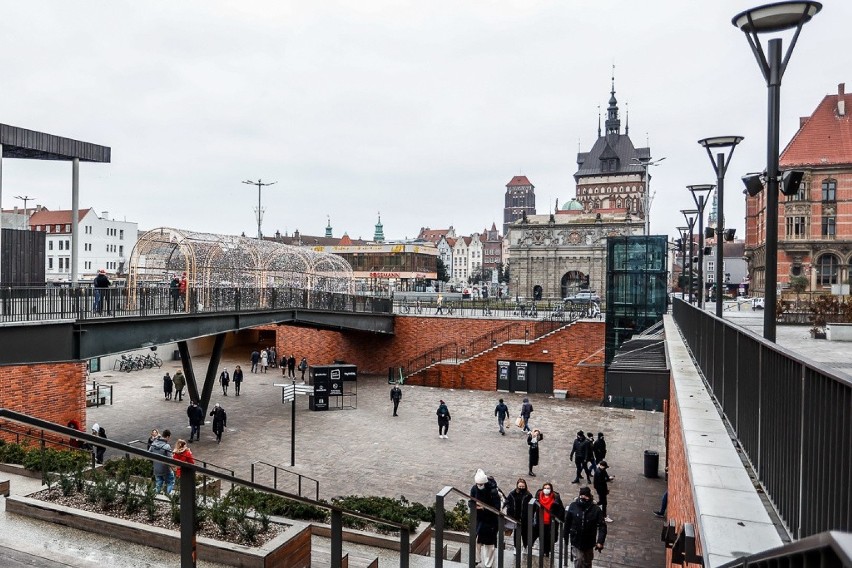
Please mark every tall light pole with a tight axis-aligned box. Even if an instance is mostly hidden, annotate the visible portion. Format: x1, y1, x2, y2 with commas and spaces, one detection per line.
632, 156, 666, 235
732, 1, 821, 341
681, 210, 698, 304
698, 137, 744, 317
676, 225, 690, 300
688, 183, 715, 310
242, 179, 277, 239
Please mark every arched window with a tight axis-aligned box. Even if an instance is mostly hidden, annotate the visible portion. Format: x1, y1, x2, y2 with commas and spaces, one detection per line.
817, 254, 839, 286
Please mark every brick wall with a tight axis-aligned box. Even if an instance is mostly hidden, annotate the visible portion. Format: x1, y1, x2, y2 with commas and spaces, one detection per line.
0, 362, 87, 445
665, 375, 702, 567
267, 317, 605, 398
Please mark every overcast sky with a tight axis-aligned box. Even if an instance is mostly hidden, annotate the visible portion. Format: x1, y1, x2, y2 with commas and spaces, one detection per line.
1, 1, 848, 242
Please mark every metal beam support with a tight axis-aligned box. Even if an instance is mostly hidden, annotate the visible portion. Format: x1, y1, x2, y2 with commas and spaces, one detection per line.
0, 143, 4, 289
178, 341, 199, 403
71, 158, 79, 287
331, 508, 343, 568
435, 488, 449, 568
180, 467, 198, 568
198, 333, 226, 414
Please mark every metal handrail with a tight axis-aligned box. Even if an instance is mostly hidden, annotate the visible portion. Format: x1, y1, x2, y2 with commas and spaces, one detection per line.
716, 530, 852, 568
250, 460, 320, 500
0, 408, 410, 568
0, 285, 392, 323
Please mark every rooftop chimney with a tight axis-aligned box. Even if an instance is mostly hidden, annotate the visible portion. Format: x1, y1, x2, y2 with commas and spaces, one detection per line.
800, 116, 809, 128
840, 83, 846, 96
101, 211, 109, 220
838, 83, 846, 117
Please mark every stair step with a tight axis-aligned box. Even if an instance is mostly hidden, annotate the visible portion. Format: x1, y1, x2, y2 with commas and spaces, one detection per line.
311, 549, 378, 568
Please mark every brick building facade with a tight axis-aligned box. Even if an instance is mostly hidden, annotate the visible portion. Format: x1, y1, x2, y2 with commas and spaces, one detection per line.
745, 83, 852, 296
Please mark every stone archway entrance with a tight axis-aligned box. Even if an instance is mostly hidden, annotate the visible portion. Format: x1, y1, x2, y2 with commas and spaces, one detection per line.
561, 271, 588, 299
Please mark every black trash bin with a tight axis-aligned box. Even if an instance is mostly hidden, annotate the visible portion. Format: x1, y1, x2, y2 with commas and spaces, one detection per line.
644, 450, 659, 478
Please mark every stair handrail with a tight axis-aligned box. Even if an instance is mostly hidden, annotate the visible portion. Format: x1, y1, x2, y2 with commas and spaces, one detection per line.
250, 459, 320, 500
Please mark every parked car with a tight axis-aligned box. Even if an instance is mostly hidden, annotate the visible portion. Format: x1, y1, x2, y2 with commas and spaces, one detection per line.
752, 297, 765, 310
564, 291, 601, 303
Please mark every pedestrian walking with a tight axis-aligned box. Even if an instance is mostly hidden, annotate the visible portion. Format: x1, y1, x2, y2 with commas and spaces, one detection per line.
571, 431, 590, 484
250, 349, 260, 373
592, 432, 607, 463
149, 429, 174, 494
163, 372, 173, 400
178, 273, 188, 309
470, 469, 501, 568
436, 400, 451, 438
260, 350, 268, 374
435, 293, 444, 314
287, 355, 296, 378
93, 269, 111, 314
169, 275, 181, 311
187, 400, 204, 442
233, 365, 243, 396
390, 383, 402, 416
504, 478, 532, 550
585, 432, 597, 471
565, 486, 607, 566
298, 357, 308, 380
527, 429, 543, 477
91, 423, 107, 464
172, 439, 195, 478
210, 403, 227, 443
654, 490, 668, 518
532, 481, 564, 559
592, 460, 614, 523
219, 367, 230, 396
494, 398, 510, 435
172, 370, 186, 402
520, 398, 533, 432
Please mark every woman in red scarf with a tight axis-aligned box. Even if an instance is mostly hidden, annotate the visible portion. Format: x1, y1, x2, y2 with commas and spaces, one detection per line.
172, 439, 195, 478
533, 481, 565, 558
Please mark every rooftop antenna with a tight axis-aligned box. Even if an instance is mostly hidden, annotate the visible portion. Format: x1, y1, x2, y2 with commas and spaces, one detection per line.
242, 179, 277, 239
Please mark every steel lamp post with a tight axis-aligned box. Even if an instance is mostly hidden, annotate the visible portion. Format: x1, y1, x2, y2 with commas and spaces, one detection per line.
698, 136, 744, 317
676, 225, 690, 300
681, 209, 699, 304
687, 186, 714, 310
732, 1, 821, 341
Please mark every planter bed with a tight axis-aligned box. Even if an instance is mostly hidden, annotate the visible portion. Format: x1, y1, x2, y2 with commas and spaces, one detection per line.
7, 492, 311, 568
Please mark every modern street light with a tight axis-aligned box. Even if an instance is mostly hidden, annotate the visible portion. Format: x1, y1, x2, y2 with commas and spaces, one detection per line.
698, 136, 744, 317
631, 156, 666, 235
242, 179, 277, 239
676, 225, 690, 300
687, 185, 714, 310
732, 1, 821, 341
681, 209, 699, 304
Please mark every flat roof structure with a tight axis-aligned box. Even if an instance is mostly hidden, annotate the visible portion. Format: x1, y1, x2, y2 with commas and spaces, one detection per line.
0, 123, 111, 162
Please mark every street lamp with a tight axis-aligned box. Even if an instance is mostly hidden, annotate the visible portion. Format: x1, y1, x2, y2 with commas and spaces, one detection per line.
631, 157, 666, 235
732, 1, 821, 341
681, 209, 699, 304
698, 136, 744, 317
242, 179, 277, 239
687, 185, 714, 310
676, 225, 690, 300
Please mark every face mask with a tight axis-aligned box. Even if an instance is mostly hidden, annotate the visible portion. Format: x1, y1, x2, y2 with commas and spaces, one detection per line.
543, 488, 552, 495
517, 486, 526, 491
476, 483, 485, 489
579, 497, 590, 507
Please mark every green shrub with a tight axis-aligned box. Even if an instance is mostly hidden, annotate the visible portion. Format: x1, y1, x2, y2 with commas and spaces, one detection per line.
22, 446, 91, 474
209, 498, 231, 535
103, 457, 153, 479
143, 482, 157, 521
226, 486, 329, 523
444, 500, 470, 532
332, 495, 428, 533
237, 517, 260, 544
0, 442, 29, 465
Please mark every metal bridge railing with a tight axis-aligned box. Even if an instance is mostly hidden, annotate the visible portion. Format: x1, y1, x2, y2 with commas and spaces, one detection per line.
672, 299, 852, 539
250, 460, 320, 501
716, 530, 852, 568
0, 285, 392, 323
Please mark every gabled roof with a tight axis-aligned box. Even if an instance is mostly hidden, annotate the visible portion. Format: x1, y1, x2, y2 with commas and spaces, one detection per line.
780, 84, 852, 168
28, 208, 94, 228
417, 227, 449, 243
506, 175, 533, 187
575, 134, 650, 178
446, 237, 457, 247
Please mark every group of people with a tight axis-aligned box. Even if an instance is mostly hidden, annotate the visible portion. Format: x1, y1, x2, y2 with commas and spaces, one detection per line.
67, 420, 107, 464
147, 428, 195, 495
218, 366, 244, 396
162, 370, 186, 401
186, 400, 228, 443
168, 273, 188, 311
472, 469, 608, 568
249, 347, 307, 379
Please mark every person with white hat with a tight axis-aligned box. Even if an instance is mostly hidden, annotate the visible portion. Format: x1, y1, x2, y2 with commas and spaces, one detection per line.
91, 423, 107, 464
470, 469, 500, 568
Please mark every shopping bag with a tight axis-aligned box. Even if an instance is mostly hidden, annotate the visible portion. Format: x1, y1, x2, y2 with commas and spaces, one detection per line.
515, 417, 524, 428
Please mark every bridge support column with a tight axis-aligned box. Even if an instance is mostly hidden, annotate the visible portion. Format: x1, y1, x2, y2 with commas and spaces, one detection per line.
177, 334, 226, 414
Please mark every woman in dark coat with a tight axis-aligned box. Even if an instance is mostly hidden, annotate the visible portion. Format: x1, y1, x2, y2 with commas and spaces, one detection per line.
233, 365, 244, 396
532, 481, 565, 558
527, 429, 543, 477
210, 403, 227, 443
470, 469, 501, 568
504, 478, 532, 549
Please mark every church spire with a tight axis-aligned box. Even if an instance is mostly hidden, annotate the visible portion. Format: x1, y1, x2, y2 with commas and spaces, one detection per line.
373, 212, 385, 243
605, 66, 621, 135
325, 215, 333, 238
625, 101, 629, 135
597, 105, 601, 137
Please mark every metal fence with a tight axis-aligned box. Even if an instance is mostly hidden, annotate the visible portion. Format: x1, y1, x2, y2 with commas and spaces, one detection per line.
0, 285, 392, 323
672, 299, 852, 539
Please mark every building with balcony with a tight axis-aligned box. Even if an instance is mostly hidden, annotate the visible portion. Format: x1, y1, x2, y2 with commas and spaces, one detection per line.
745, 82, 852, 297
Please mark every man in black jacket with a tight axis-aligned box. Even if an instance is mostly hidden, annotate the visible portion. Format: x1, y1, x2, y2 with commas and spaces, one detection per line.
592, 460, 614, 523
187, 400, 204, 442
390, 383, 402, 416
565, 486, 607, 567
570, 431, 588, 483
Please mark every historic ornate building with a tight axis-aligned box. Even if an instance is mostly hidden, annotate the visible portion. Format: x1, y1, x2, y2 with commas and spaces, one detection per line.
503, 175, 536, 236
506, 79, 648, 300
745, 83, 852, 296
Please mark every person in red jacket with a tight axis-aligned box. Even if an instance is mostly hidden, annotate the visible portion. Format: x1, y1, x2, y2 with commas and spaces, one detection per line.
172, 439, 195, 477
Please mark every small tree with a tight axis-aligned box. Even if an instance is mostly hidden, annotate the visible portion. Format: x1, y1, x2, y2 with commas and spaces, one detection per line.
436, 258, 450, 283
789, 275, 809, 309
